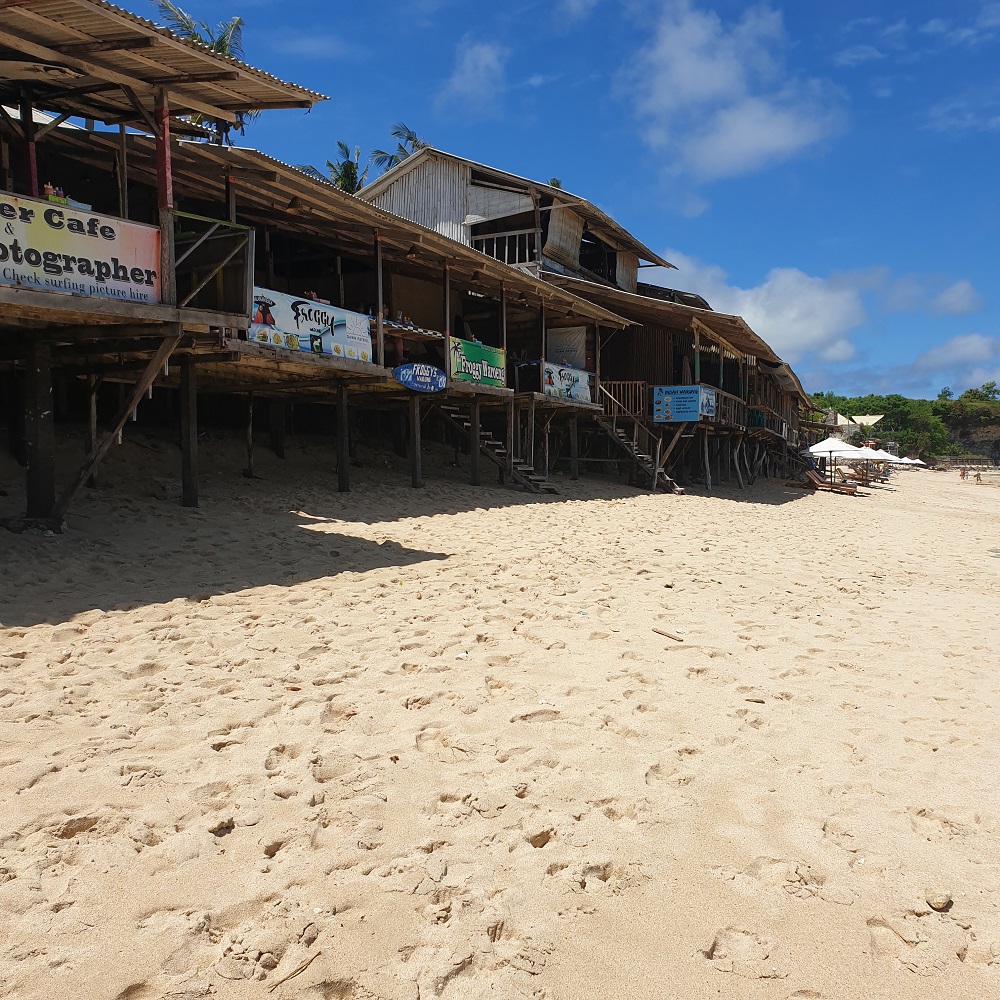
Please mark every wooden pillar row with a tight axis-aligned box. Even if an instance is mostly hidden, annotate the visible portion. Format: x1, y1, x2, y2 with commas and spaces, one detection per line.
569, 415, 579, 481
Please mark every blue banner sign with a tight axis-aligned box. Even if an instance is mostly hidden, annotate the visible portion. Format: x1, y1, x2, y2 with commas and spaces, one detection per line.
652, 385, 701, 422
393, 363, 447, 393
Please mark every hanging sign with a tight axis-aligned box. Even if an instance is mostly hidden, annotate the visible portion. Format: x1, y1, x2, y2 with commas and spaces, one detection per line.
250, 286, 373, 362
699, 385, 717, 417
542, 362, 592, 403
0, 192, 161, 303
392, 363, 446, 393
448, 337, 506, 387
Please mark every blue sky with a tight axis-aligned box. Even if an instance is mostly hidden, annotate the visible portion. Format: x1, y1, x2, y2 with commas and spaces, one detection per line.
174, 0, 999, 398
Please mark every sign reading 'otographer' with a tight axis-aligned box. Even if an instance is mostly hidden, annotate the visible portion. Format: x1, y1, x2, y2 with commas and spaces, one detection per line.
0, 193, 161, 303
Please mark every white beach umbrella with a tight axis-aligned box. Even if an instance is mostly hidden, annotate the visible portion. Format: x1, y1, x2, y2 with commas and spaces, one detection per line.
808, 436, 861, 456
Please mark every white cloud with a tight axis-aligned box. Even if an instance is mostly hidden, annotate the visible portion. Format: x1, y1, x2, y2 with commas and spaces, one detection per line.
931, 279, 984, 316
912, 333, 1000, 371
652, 249, 868, 363
435, 39, 509, 117
627, 1, 845, 181
834, 44, 885, 67
559, 0, 598, 17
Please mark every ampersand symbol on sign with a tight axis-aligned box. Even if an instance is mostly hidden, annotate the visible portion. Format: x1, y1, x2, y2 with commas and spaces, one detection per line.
3, 222, 14, 236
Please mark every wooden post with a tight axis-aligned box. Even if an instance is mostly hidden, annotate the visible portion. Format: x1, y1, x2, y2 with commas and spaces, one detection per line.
702, 427, 712, 492
117, 123, 129, 218
469, 400, 481, 486
243, 391, 254, 478
180, 360, 198, 507
693, 327, 701, 383
528, 393, 536, 469
569, 415, 579, 480
733, 434, 745, 491
506, 399, 515, 477
154, 89, 176, 305
86, 375, 99, 489
542, 414, 551, 477
533, 195, 542, 268
374, 230, 385, 366
594, 323, 601, 398
269, 400, 285, 459
336, 254, 345, 307
19, 89, 38, 197
337, 384, 350, 492
540, 302, 546, 362
226, 172, 236, 223
264, 228, 275, 286
652, 433, 662, 491
24, 340, 54, 517
410, 394, 422, 488
500, 284, 507, 355
443, 262, 450, 334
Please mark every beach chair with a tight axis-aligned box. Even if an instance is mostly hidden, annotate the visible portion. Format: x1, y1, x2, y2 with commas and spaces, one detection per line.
788, 468, 857, 496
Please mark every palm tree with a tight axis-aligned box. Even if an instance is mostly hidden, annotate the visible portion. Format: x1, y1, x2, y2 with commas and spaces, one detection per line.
370, 122, 429, 173
151, 1, 255, 143
297, 143, 369, 193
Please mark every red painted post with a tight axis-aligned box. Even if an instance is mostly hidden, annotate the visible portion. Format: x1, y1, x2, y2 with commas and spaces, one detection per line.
154, 89, 176, 305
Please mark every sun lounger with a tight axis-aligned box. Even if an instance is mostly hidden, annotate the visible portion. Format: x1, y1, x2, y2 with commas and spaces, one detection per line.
787, 468, 858, 496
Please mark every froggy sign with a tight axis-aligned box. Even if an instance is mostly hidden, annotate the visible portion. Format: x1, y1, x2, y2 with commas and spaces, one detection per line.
0, 193, 160, 303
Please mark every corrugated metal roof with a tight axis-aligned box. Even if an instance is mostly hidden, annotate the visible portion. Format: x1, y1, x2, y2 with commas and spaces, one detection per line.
359, 148, 674, 270
42, 126, 632, 329
543, 271, 785, 364
0, 0, 325, 130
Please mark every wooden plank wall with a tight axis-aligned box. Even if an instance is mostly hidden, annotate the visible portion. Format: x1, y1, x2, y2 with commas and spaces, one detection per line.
367, 157, 470, 245
543, 207, 584, 269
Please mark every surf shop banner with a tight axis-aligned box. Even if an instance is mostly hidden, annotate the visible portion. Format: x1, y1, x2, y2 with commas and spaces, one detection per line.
448, 337, 506, 387
250, 286, 373, 363
542, 362, 592, 403
0, 192, 160, 303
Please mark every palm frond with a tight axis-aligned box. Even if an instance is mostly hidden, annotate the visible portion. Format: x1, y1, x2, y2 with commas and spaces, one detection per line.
151, 0, 202, 40
213, 16, 245, 60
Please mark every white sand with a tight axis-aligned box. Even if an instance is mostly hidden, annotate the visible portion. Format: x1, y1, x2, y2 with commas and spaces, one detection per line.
1, 436, 999, 999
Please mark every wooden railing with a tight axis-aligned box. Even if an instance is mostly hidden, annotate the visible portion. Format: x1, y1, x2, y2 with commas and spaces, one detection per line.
703, 387, 746, 428
473, 228, 537, 266
601, 380, 647, 417
173, 210, 254, 319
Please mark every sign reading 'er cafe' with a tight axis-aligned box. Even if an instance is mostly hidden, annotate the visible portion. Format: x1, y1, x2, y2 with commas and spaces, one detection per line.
0, 193, 161, 303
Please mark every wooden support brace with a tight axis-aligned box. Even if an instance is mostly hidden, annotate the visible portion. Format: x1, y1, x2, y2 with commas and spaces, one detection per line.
469, 400, 481, 487
52, 332, 181, 519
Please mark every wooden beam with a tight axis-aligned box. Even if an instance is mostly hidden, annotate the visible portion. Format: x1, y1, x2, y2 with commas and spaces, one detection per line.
180, 359, 197, 506
702, 426, 712, 492
52, 331, 182, 519
62, 36, 158, 54
335, 384, 350, 492
33, 111, 72, 140
154, 89, 176, 306
375, 229, 385, 367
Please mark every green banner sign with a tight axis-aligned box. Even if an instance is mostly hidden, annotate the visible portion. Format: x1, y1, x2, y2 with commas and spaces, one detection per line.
448, 337, 506, 387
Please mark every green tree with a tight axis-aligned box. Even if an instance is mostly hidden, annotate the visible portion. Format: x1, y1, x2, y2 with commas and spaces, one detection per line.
549, 177, 563, 189
151, 1, 255, 143
937, 386, 954, 401
370, 122, 428, 173
960, 380, 1000, 403
298, 142, 369, 193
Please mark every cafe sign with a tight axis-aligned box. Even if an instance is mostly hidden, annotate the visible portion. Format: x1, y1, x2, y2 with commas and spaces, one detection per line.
448, 337, 506, 387
543, 362, 592, 403
0, 193, 161, 303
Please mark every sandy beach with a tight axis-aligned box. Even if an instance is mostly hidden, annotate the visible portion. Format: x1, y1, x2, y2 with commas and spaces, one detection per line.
1, 435, 999, 999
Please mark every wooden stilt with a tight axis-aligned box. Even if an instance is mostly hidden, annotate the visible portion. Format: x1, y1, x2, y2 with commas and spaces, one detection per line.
506, 399, 514, 477
528, 394, 536, 468
243, 392, 254, 478
24, 339, 55, 517
410, 394, 422, 488
702, 427, 712, 492
269, 400, 285, 459
469, 400, 481, 486
733, 434, 745, 491
374, 230, 385, 366
543, 414, 551, 478
180, 360, 198, 507
86, 375, 99, 489
652, 433, 662, 491
569, 415, 579, 480
337, 384, 350, 493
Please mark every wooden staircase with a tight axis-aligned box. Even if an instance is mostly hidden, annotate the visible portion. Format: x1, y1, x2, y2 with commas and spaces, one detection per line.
594, 414, 684, 494
437, 404, 558, 495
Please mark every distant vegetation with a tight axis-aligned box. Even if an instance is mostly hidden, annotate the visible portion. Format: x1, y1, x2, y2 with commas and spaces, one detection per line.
809, 382, 1000, 461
